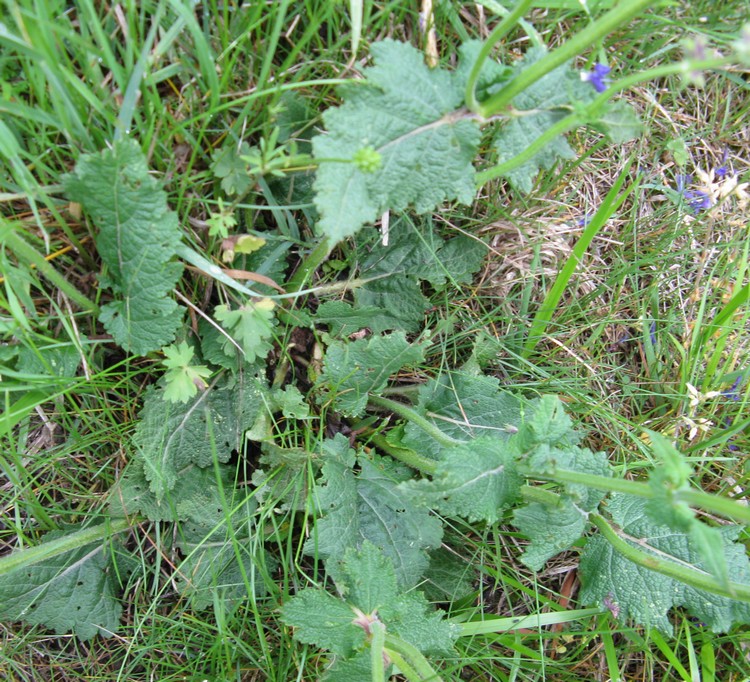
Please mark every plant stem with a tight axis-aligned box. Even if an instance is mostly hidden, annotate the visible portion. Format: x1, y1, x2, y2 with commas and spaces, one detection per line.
475, 111, 584, 185
458, 607, 605, 636
477, 0, 656, 118
383, 634, 444, 681
370, 621, 386, 682
520, 482, 750, 602
368, 433, 438, 475
383, 649, 423, 682
0, 518, 131, 576
476, 54, 732, 186
367, 394, 466, 449
464, 0, 535, 113
589, 513, 750, 602
678, 488, 750, 526
519, 484, 561, 506
546, 469, 750, 525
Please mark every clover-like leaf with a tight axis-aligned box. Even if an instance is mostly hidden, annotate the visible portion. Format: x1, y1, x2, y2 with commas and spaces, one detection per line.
215, 298, 276, 364
161, 341, 212, 403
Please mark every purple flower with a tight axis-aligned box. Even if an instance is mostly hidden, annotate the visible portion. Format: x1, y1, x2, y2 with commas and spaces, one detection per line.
649, 321, 657, 345
722, 376, 744, 401
684, 189, 712, 212
676, 174, 712, 213
576, 212, 593, 227
581, 63, 611, 93
715, 150, 730, 178
723, 417, 740, 452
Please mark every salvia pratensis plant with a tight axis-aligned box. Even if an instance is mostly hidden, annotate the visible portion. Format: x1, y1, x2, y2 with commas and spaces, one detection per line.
2, 2, 750, 680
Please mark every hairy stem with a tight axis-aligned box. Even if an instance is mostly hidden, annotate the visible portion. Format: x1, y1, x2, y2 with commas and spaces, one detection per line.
590, 513, 750, 602
383, 633, 444, 681
367, 394, 466, 449
367, 433, 438, 475
0, 518, 132, 577
464, 0, 535, 113
478, 0, 656, 117
547, 469, 750, 525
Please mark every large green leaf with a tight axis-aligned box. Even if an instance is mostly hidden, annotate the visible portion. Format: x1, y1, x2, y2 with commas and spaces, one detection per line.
282, 543, 458, 678
313, 40, 480, 240
318, 332, 425, 417
0, 527, 125, 640
352, 223, 486, 333
133, 378, 263, 500
64, 139, 184, 354
305, 436, 442, 588
401, 435, 523, 523
513, 497, 589, 571
580, 495, 750, 634
402, 372, 524, 459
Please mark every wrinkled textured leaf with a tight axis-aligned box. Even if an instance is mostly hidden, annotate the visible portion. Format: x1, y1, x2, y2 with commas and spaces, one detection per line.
402, 435, 523, 523
322, 651, 374, 682
16, 344, 81, 378
112, 462, 240, 523
580, 495, 750, 634
340, 543, 459, 654
518, 395, 610, 509
283, 543, 458, 664
591, 101, 643, 143
354, 276, 430, 334
513, 498, 589, 571
352, 223, 486, 333
0, 527, 124, 640
134, 378, 263, 499
282, 588, 366, 657
314, 301, 387, 337
523, 443, 611, 510
421, 548, 477, 603
521, 394, 580, 448
454, 40, 512, 100
313, 40, 480, 240
305, 435, 442, 588
319, 332, 425, 417
174, 507, 263, 611
402, 372, 525, 459
64, 139, 184, 354
493, 48, 595, 193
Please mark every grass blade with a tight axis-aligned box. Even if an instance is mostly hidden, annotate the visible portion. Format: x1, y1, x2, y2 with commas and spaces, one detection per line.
522, 159, 636, 357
